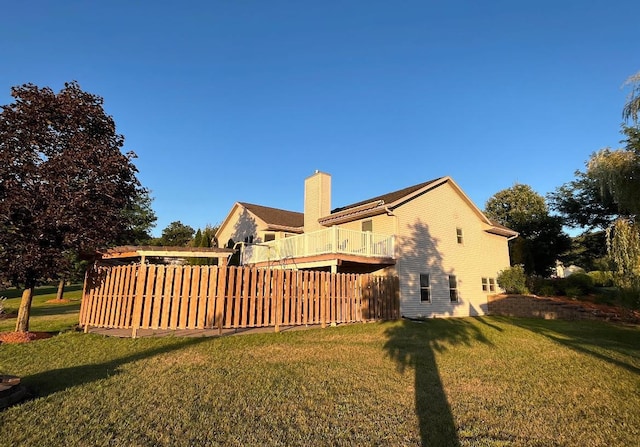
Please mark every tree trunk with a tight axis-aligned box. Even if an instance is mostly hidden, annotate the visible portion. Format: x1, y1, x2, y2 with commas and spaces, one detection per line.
56, 278, 65, 300
15, 286, 35, 333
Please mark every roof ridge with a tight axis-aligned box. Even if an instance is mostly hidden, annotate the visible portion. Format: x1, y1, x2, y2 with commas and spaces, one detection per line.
331, 177, 444, 213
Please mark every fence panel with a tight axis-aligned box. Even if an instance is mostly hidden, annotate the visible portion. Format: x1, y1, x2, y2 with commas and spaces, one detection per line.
81, 264, 398, 334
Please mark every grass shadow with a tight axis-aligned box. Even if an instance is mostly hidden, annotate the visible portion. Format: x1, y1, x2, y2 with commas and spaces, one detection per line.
22, 336, 211, 399
502, 317, 640, 376
384, 318, 492, 446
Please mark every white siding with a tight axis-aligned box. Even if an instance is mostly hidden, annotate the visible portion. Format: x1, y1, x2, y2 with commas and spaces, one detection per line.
393, 182, 510, 318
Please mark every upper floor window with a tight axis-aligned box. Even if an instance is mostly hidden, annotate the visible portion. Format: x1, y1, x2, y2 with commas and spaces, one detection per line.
456, 228, 463, 244
420, 273, 431, 302
449, 275, 458, 302
264, 233, 275, 242
362, 220, 373, 232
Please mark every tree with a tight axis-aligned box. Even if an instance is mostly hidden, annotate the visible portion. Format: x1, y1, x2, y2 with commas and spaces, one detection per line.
0, 82, 143, 332
622, 71, 640, 124
117, 188, 157, 245
187, 224, 220, 265
586, 71, 640, 297
548, 169, 622, 231
485, 184, 570, 276
159, 221, 194, 246
561, 231, 609, 272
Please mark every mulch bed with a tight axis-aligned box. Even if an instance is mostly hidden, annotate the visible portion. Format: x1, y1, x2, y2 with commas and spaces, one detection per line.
532, 294, 640, 324
0, 331, 54, 344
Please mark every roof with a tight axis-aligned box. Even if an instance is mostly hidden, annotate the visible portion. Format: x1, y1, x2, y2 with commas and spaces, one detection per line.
331, 178, 443, 213
321, 177, 518, 238
98, 245, 234, 260
239, 202, 304, 229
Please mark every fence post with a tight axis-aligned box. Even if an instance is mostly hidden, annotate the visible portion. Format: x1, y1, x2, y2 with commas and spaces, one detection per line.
131, 263, 147, 338
80, 267, 91, 333
274, 269, 282, 333
321, 272, 327, 329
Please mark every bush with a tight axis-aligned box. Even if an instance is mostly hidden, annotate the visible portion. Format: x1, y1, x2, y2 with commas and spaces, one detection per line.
565, 286, 583, 299
537, 284, 558, 297
528, 276, 568, 296
565, 273, 594, 295
588, 271, 614, 287
497, 265, 529, 294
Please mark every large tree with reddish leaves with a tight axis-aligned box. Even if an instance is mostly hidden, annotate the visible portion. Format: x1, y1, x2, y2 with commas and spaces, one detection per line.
0, 81, 144, 332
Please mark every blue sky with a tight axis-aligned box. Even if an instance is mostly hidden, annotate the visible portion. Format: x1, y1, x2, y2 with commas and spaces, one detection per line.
2, 1, 638, 236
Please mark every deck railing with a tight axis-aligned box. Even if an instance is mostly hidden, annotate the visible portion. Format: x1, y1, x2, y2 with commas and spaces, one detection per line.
242, 227, 395, 265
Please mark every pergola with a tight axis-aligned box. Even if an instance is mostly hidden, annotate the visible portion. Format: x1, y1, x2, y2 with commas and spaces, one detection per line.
96, 245, 235, 265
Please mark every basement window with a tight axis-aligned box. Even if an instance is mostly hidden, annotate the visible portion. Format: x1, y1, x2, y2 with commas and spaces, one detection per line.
483, 277, 496, 292
420, 274, 431, 302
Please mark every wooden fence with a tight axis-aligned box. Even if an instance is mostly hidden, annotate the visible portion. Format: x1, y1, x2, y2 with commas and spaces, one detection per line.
80, 264, 399, 336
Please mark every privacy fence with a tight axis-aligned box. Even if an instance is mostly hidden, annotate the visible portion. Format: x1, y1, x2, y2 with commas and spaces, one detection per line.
80, 264, 399, 337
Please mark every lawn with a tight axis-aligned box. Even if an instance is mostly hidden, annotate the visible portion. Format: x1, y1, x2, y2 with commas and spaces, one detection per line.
0, 284, 83, 333
1, 288, 639, 446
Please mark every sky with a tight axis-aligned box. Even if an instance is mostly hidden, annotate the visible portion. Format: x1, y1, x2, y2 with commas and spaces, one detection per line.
1, 1, 638, 237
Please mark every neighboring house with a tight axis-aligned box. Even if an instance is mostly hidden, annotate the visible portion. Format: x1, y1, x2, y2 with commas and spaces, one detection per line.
554, 261, 585, 278
216, 171, 517, 318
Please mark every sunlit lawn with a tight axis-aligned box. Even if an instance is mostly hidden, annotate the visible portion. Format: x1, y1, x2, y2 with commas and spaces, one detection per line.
1, 288, 639, 446
0, 285, 83, 333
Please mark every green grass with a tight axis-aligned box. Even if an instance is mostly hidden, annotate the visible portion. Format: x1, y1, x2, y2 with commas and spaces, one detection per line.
1, 298, 639, 446
0, 285, 83, 333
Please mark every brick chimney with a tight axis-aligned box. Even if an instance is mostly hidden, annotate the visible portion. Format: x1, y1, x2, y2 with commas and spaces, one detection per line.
304, 171, 331, 232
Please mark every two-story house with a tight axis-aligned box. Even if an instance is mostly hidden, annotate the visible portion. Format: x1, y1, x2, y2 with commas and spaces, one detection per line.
216, 171, 517, 318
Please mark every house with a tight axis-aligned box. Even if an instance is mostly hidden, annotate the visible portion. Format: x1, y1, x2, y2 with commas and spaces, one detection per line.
216, 171, 517, 318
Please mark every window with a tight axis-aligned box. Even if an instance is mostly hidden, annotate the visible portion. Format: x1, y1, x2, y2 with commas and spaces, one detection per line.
264, 233, 275, 242
420, 274, 431, 302
243, 235, 254, 244
456, 228, 463, 244
362, 220, 373, 232
449, 275, 458, 302
482, 277, 497, 292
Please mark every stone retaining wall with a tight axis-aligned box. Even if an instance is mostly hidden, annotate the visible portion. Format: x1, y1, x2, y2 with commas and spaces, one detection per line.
487, 294, 607, 321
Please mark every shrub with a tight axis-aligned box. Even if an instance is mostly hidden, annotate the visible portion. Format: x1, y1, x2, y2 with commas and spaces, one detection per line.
588, 271, 614, 287
565, 273, 594, 295
497, 265, 529, 294
528, 276, 569, 296
565, 286, 583, 299
537, 284, 558, 297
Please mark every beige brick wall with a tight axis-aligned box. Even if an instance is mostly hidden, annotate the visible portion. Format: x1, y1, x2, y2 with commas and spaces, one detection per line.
304, 171, 331, 232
